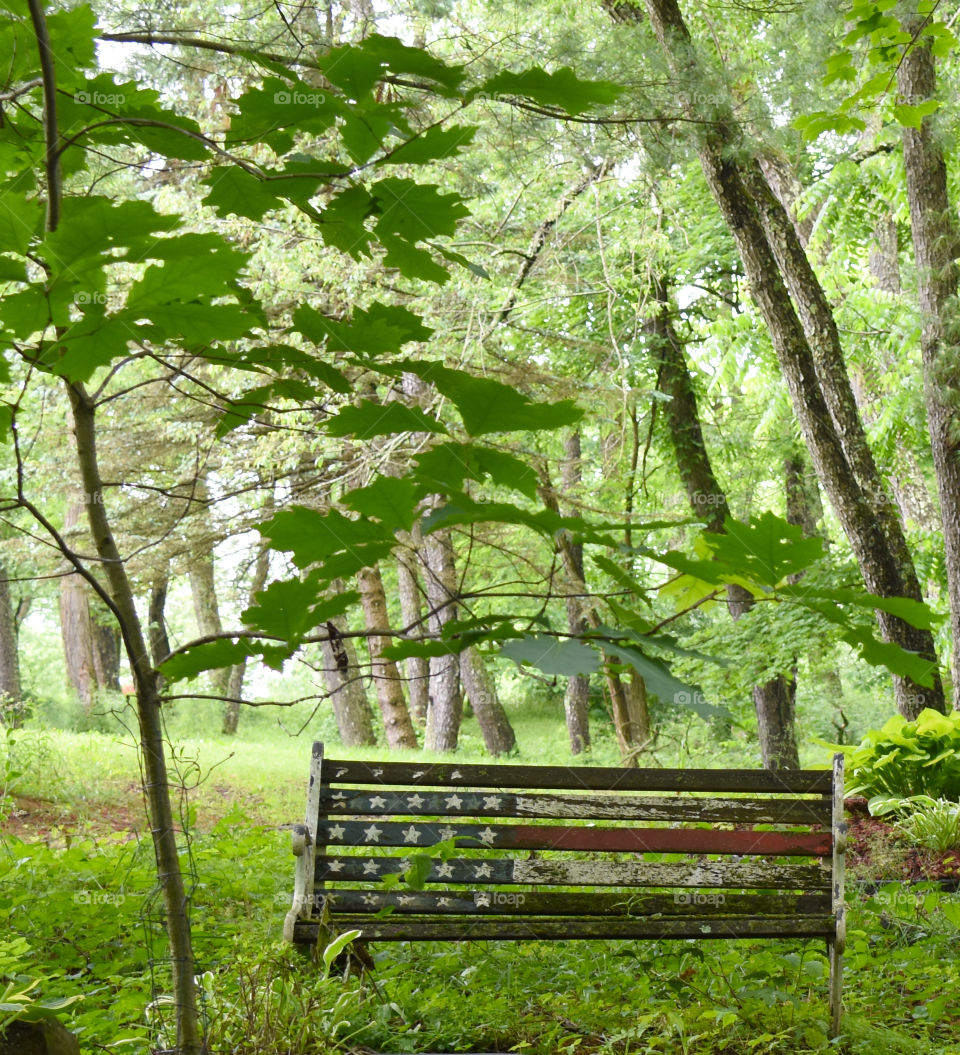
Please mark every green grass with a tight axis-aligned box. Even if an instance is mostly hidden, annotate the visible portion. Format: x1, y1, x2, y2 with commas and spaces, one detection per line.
5, 713, 958, 1054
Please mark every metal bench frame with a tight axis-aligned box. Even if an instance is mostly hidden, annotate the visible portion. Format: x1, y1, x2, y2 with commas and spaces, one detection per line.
285, 742, 846, 1035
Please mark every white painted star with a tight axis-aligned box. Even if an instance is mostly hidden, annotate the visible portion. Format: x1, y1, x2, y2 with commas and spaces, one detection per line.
438, 897, 452, 907
438, 826, 457, 841
483, 796, 502, 809
450, 770, 462, 780
372, 767, 384, 777
412, 770, 425, 779
478, 827, 496, 845
336, 768, 347, 778
327, 824, 345, 840
402, 826, 422, 844
445, 794, 463, 809
474, 863, 492, 879
363, 824, 383, 842
406, 793, 425, 808
331, 790, 347, 800
368, 796, 387, 809
328, 860, 344, 872
436, 861, 454, 878
362, 860, 380, 875
362, 894, 379, 905
397, 895, 414, 906
474, 892, 491, 907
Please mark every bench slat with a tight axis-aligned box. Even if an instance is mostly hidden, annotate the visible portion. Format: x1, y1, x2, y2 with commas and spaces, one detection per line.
316, 854, 830, 889
317, 789, 832, 825
312, 889, 831, 916
317, 820, 831, 857
291, 915, 835, 943
324, 760, 832, 794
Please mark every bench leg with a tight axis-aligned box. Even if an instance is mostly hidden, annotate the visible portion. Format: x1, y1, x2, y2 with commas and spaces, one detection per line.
827, 936, 842, 1038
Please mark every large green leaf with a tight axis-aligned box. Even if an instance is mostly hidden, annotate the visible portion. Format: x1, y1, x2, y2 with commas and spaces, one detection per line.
241, 577, 358, 642
499, 634, 601, 677
342, 477, 424, 532
414, 442, 540, 498
294, 302, 433, 357
473, 66, 622, 115
325, 400, 447, 439
259, 506, 394, 569
159, 637, 294, 680
403, 361, 583, 435
704, 512, 825, 587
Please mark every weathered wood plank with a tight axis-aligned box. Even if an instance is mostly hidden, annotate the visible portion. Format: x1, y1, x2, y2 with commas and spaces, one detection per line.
323, 755, 832, 793
315, 854, 831, 889
317, 820, 831, 857
316, 788, 832, 825
291, 915, 835, 943
310, 889, 831, 917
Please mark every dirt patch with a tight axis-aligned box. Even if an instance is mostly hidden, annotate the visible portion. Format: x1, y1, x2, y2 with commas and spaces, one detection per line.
2, 795, 145, 842
845, 796, 960, 881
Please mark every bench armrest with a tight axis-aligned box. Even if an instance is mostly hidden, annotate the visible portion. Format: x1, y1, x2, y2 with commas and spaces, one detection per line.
283, 824, 314, 943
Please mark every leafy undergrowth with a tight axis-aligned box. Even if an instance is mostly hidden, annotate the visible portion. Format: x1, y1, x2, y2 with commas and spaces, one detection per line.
846, 798, 960, 883
2, 809, 960, 1055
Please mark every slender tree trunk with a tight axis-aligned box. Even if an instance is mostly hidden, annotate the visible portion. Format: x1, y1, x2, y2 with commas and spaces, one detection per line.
148, 572, 171, 668
92, 618, 121, 692
221, 519, 272, 736
560, 431, 591, 753
59, 502, 98, 712
395, 551, 430, 725
898, 17, 960, 708
189, 551, 233, 704
357, 564, 418, 749
652, 277, 800, 767
626, 670, 652, 748
0, 562, 23, 726
68, 383, 202, 1055
319, 581, 377, 747
420, 514, 462, 752
639, 0, 944, 718
460, 646, 516, 756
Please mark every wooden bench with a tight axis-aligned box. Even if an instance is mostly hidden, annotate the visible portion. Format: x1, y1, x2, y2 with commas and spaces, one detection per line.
284, 743, 846, 1035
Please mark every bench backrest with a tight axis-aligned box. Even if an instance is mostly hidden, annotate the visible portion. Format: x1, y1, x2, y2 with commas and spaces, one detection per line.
286, 743, 844, 945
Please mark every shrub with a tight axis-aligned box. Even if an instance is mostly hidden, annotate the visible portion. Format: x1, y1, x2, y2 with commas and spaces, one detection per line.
838, 708, 960, 808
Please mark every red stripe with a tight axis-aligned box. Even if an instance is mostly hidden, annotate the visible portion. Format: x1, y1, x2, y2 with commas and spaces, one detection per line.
511, 826, 831, 856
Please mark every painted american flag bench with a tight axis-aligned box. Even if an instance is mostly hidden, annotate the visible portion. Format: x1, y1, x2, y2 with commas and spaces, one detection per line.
283, 742, 846, 1034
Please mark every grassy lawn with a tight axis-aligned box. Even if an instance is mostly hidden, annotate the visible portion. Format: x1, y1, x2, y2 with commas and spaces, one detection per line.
3, 709, 960, 1054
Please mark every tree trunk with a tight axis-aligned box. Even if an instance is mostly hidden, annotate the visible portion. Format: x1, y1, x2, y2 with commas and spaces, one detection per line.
319, 582, 377, 747
395, 552, 430, 725
357, 564, 418, 749
92, 618, 121, 692
898, 17, 960, 708
460, 646, 516, 756
68, 383, 202, 1055
420, 514, 462, 752
189, 551, 233, 704
59, 502, 98, 711
560, 431, 591, 753
0, 562, 23, 726
639, 0, 944, 718
626, 670, 652, 749
148, 572, 171, 668
652, 277, 800, 767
